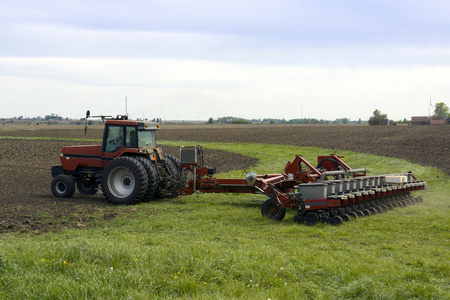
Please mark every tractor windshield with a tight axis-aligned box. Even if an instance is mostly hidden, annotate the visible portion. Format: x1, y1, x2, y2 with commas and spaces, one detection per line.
138, 130, 157, 147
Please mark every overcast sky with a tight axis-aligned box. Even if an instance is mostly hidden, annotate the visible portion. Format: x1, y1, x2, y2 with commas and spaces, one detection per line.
1, 0, 449, 121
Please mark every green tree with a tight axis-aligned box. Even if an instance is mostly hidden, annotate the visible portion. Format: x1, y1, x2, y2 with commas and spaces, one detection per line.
433, 102, 449, 120
231, 118, 251, 124
44, 113, 60, 121
208, 117, 214, 124
368, 109, 387, 126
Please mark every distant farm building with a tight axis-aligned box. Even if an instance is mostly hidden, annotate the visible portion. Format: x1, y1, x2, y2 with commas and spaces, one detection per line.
412, 116, 448, 125
411, 116, 428, 125
430, 119, 446, 125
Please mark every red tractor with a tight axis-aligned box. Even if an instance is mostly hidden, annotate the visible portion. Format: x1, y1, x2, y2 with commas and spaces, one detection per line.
51, 112, 183, 204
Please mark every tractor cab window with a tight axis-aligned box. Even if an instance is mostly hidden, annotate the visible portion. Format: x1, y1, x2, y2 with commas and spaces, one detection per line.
126, 127, 137, 148
138, 130, 157, 147
105, 125, 139, 152
105, 125, 124, 152
104, 125, 155, 152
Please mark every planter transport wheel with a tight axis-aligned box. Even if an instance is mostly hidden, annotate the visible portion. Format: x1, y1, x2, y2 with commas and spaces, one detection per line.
261, 198, 286, 221
304, 212, 320, 226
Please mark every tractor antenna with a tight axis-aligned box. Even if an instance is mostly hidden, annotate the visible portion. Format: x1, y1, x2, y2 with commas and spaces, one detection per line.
125, 96, 128, 118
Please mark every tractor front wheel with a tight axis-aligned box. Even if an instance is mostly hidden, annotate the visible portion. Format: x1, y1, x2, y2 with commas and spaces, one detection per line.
261, 199, 286, 221
101, 157, 149, 204
51, 174, 76, 198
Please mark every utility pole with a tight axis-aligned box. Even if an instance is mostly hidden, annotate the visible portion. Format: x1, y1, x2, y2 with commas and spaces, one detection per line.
429, 95, 433, 120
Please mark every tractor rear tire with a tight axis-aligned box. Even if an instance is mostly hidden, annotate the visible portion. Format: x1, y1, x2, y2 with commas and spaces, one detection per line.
136, 157, 158, 202
161, 154, 185, 197
164, 154, 186, 183
261, 199, 286, 221
51, 174, 76, 198
101, 157, 149, 205
77, 177, 98, 195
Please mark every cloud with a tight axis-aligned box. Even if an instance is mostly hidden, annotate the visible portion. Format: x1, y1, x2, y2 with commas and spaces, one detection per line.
1, 1, 449, 121
3, 21, 450, 69
2, 0, 450, 60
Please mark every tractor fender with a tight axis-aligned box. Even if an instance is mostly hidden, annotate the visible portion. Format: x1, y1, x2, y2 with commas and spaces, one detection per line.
51, 166, 64, 178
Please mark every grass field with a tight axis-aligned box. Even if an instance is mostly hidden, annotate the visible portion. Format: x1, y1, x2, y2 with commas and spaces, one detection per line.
0, 141, 448, 299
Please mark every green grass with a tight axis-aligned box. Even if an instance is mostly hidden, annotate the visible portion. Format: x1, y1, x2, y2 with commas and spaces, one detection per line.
0, 141, 449, 299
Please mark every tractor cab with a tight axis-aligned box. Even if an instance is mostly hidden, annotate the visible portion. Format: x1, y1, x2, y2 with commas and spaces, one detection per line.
102, 120, 160, 153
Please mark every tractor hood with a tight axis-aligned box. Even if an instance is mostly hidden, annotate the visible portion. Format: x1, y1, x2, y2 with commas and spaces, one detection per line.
60, 145, 102, 157
59, 145, 103, 171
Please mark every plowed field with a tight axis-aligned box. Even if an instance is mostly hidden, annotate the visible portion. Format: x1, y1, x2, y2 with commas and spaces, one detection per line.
0, 124, 448, 234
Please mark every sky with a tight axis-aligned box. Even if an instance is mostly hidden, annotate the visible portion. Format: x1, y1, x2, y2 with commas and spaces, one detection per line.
1, 0, 449, 121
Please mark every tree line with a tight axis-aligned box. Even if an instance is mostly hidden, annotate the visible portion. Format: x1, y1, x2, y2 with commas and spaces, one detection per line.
369, 102, 449, 125
211, 116, 362, 125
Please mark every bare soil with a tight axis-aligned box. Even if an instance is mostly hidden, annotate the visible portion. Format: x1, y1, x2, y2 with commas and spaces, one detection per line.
156, 124, 449, 176
0, 124, 448, 234
0, 131, 257, 234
